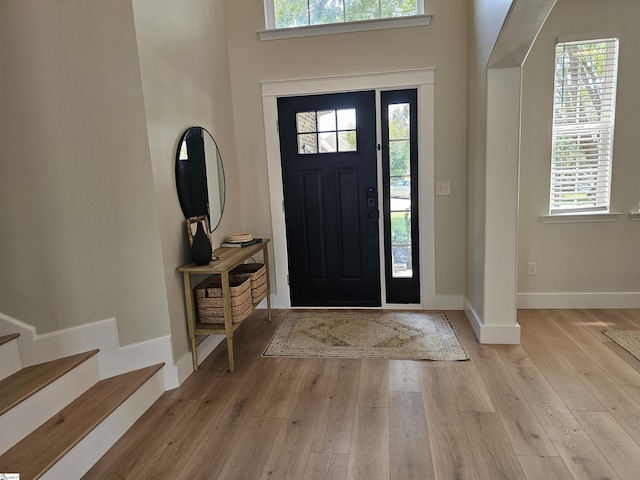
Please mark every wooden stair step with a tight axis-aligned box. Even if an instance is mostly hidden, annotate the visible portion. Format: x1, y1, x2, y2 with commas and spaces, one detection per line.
0, 350, 100, 417
0, 333, 20, 347
0, 363, 164, 479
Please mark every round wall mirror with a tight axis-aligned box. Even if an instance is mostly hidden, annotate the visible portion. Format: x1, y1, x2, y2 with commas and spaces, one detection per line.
175, 127, 225, 231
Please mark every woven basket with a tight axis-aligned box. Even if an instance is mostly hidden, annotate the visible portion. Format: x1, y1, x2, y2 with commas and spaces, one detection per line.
225, 233, 253, 243
251, 278, 268, 303
195, 274, 252, 324
229, 263, 267, 303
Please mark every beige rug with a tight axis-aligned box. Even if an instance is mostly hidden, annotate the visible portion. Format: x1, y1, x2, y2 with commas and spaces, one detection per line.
602, 330, 640, 361
263, 310, 469, 361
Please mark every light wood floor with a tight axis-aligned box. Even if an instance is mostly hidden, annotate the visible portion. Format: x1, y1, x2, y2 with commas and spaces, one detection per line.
84, 308, 640, 479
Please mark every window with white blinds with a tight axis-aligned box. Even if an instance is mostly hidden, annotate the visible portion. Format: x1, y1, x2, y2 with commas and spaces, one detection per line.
549, 37, 619, 214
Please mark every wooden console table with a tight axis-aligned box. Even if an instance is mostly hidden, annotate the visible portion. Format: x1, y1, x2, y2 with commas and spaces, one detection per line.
177, 239, 271, 372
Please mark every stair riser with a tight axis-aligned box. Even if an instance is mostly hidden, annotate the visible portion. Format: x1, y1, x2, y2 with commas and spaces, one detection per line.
0, 355, 99, 456
0, 339, 21, 381
41, 368, 164, 480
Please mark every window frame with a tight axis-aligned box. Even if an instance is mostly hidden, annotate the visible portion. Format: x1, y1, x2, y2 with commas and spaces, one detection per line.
548, 34, 620, 217
260, 0, 430, 41
381, 89, 420, 304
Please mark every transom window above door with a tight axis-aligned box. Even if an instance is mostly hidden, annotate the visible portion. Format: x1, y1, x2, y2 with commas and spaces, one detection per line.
263, 0, 426, 33
296, 109, 357, 154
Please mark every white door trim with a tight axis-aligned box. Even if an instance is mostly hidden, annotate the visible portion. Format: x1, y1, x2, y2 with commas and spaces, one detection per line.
261, 68, 436, 309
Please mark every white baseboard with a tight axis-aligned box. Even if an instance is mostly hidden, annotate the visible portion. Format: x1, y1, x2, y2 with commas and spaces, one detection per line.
517, 292, 640, 309
266, 292, 288, 309
464, 298, 521, 344
41, 367, 164, 480
0, 336, 21, 381
0, 312, 179, 390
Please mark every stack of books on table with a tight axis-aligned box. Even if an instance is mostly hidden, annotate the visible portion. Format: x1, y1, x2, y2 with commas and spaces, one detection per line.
220, 233, 262, 248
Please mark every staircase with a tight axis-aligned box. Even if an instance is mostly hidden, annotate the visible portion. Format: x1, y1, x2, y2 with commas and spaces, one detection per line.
0, 333, 165, 479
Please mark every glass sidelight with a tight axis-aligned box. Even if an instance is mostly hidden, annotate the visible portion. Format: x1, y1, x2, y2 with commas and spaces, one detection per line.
381, 90, 420, 303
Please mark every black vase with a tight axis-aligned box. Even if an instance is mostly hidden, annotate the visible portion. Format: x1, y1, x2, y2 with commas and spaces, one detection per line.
191, 222, 212, 265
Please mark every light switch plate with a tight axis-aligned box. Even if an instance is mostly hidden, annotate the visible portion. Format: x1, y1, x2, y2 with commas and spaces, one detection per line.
436, 181, 451, 196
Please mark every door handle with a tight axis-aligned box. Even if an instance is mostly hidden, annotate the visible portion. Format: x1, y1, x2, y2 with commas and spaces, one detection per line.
367, 187, 378, 219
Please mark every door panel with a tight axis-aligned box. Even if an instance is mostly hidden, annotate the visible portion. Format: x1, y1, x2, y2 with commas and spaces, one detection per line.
278, 91, 380, 307
300, 170, 327, 279
336, 167, 361, 278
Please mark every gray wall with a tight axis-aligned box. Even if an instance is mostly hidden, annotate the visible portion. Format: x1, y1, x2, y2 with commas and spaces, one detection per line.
0, 0, 243, 364
132, 0, 243, 363
224, 0, 468, 298
465, 0, 514, 316
0, 0, 171, 344
518, 0, 640, 294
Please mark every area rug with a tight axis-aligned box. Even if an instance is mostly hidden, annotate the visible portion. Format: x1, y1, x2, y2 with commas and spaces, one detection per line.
263, 310, 469, 361
602, 330, 640, 361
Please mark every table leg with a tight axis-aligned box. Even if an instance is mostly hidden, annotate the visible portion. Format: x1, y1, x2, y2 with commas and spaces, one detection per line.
183, 272, 199, 372
263, 244, 272, 323
226, 334, 235, 372
221, 270, 235, 372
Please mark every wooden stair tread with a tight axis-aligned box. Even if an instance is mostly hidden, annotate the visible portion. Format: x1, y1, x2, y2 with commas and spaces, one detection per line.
0, 333, 20, 347
0, 363, 164, 479
0, 349, 100, 416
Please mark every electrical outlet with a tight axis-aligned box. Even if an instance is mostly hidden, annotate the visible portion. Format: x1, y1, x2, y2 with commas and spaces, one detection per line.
436, 181, 451, 196
527, 262, 537, 276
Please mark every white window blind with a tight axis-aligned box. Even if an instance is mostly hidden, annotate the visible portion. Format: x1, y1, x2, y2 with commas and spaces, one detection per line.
549, 37, 619, 214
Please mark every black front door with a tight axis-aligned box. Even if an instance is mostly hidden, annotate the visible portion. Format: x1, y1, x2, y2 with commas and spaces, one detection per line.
278, 91, 381, 307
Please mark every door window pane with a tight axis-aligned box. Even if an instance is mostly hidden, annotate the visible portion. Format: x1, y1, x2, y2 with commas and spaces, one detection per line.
319, 131, 337, 152
296, 108, 357, 155
298, 133, 318, 153
388, 103, 410, 139
390, 211, 412, 277
317, 110, 336, 131
337, 108, 356, 130
388, 102, 412, 278
338, 131, 357, 152
389, 140, 410, 176
297, 111, 317, 133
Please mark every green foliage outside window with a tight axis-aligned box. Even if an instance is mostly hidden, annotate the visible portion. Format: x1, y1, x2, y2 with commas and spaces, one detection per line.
274, 0, 419, 29
391, 211, 410, 243
550, 38, 618, 212
388, 103, 410, 179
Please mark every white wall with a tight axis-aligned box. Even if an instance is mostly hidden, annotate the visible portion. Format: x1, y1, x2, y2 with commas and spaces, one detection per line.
465, 0, 514, 317
224, 0, 468, 299
132, 0, 244, 363
0, 0, 171, 345
518, 0, 640, 302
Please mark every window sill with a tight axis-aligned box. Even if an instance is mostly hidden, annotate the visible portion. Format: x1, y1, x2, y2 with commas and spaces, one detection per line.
258, 14, 432, 41
630, 211, 640, 221
540, 212, 622, 224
